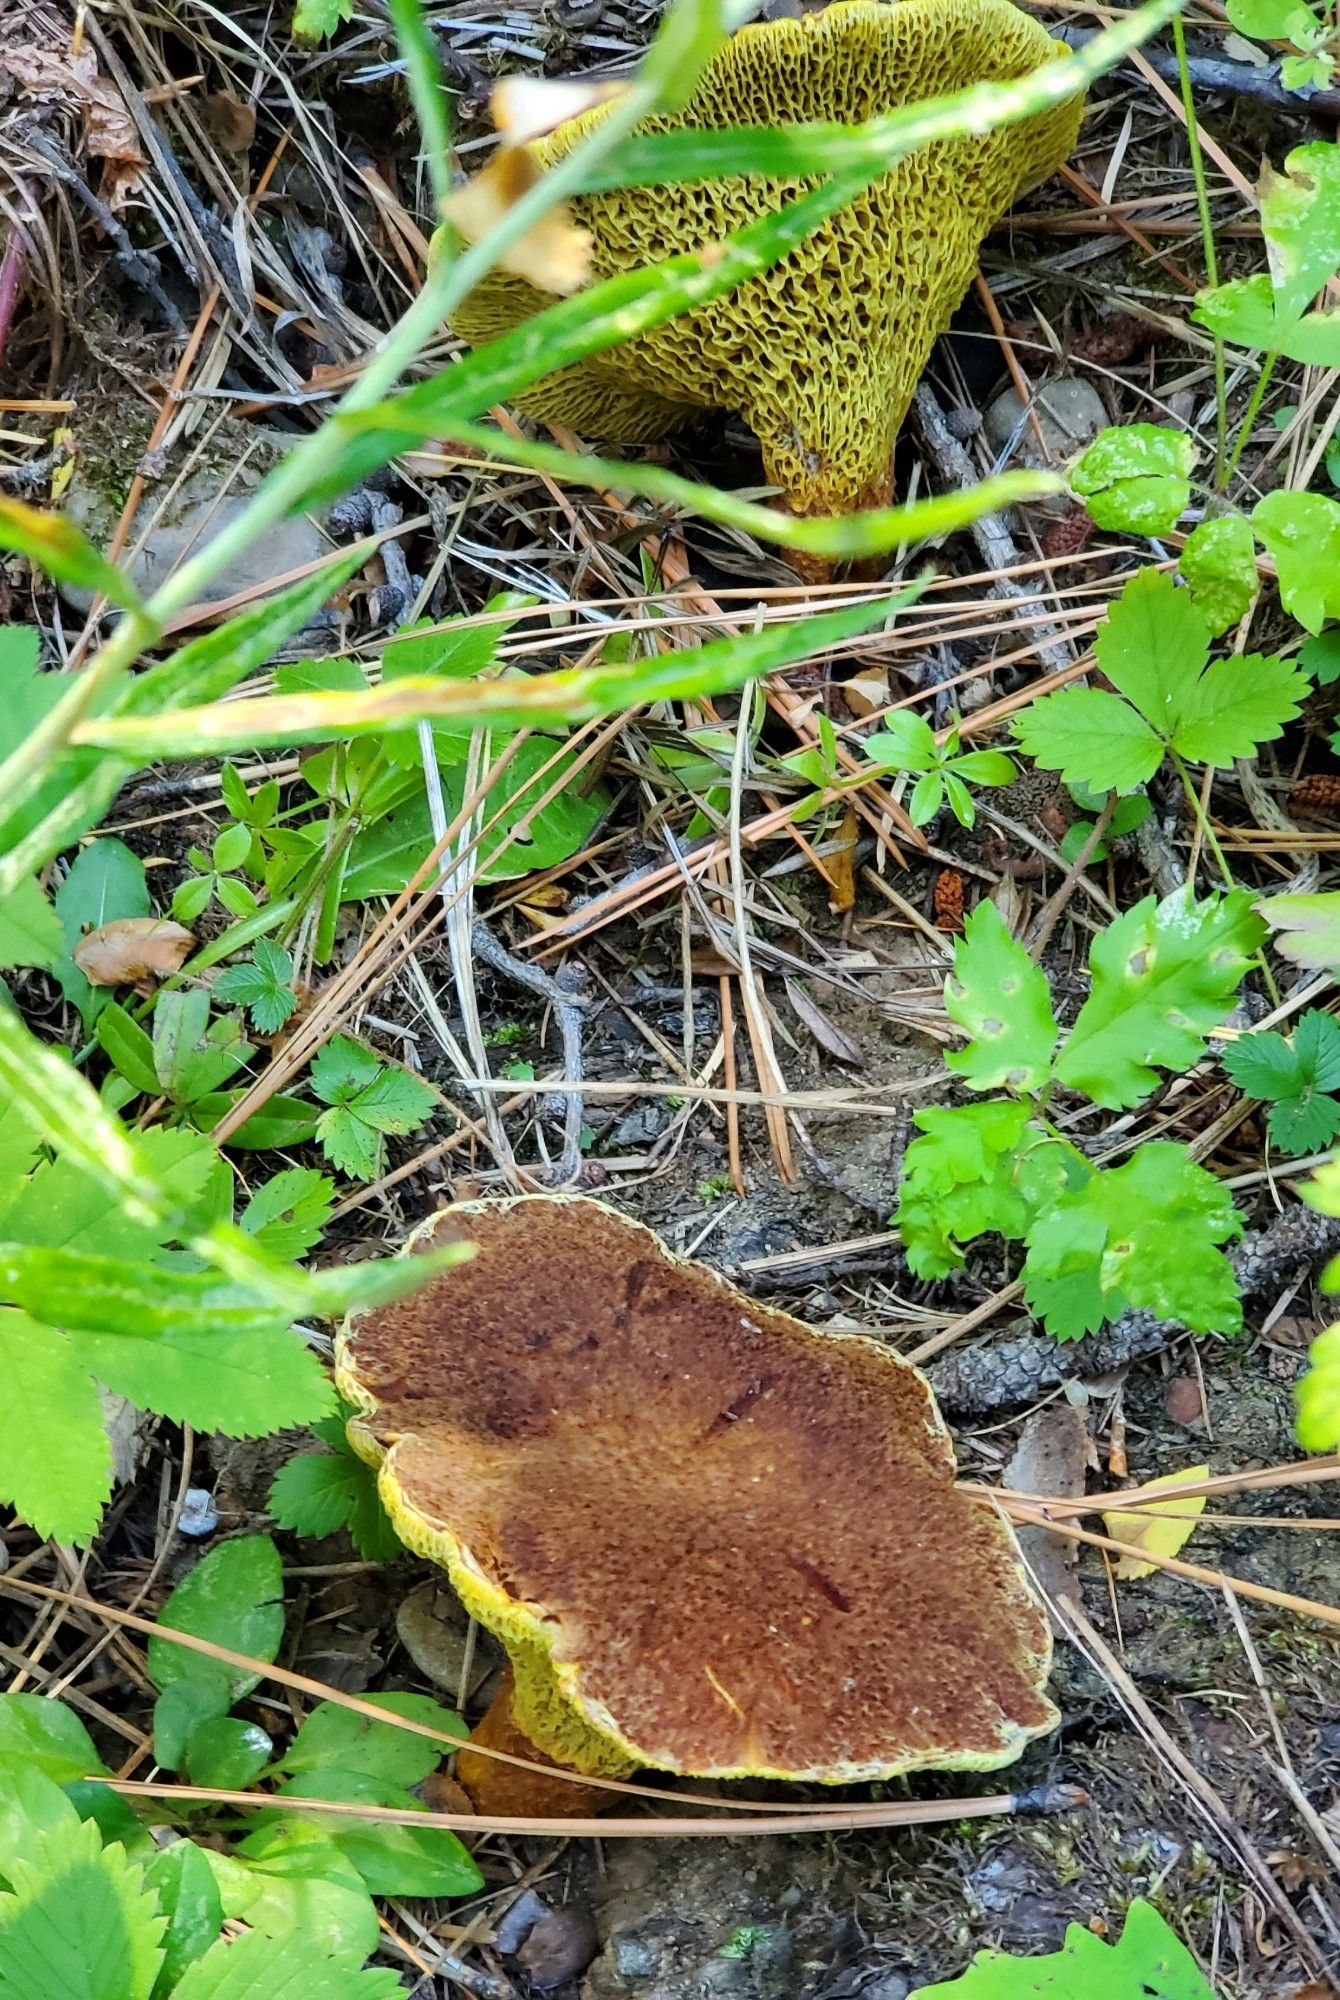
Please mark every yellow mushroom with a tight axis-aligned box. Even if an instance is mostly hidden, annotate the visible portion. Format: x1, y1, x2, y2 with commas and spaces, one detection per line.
336, 1196, 1056, 1813
446, 0, 1084, 520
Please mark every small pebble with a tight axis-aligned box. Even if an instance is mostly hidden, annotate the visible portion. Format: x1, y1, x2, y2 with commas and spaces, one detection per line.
177, 1489, 219, 1538
1164, 1377, 1204, 1426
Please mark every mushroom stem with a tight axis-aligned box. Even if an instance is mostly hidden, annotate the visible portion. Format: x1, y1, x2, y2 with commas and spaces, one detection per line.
456, 1668, 618, 1820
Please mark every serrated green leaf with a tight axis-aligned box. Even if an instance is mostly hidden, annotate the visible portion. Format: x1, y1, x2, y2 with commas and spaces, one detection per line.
1096, 568, 1210, 735
1294, 1008, 1340, 1087
943, 902, 1057, 1093
1012, 687, 1164, 792
0, 878, 62, 972
1024, 1144, 1242, 1338
1070, 424, 1195, 535
1268, 1089, 1340, 1153
1056, 887, 1263, 1109
895, 1101, 1035, 1278
0, 1816, 165, 2000
291, 0, 355, 40
171, 1926, 403, 2000
908, 1895, 1216, 1998
0, 1313, 112, 1543
1221, 1029, 1303, 1100
148, 1535, 284, 1700
1171, 651, 1308, 765
1179, 515, 1258, 635
1253, 490, 1340, 633
1300, 629, 1340, 684
267, 1449, 402, 1561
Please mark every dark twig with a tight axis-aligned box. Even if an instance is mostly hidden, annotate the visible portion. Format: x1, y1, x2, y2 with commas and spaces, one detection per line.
1058, 25, 1340, 122
931, 1206, 1340, 1414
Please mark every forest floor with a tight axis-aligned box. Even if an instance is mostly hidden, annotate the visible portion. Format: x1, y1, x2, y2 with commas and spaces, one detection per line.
3, 0, 1340, 1994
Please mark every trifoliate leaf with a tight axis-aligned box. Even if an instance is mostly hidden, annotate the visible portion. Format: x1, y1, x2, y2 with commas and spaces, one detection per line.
1252, 490, 1340, 633
1296, 1321, 1340, 1451
943, 901, 1057, 1093
148, 1535, 285, 1701
310, 1036, 435, 1181
1025, 1144, 1243, 1338
1056, 887, 1263, 1110
214, 940, 298, 1036
171, 1927, 403, 2000
0, 1817, 165, 2000
1171, 652, 1309, 765
1069, 425, 1194, 536
1222, 1011, 1340, 1152
895, 1101, 1034, 1278
908, 1895, 1216, 1999
0, 878, 62, 972
1103, 1465, 1210, 1579
1011, 688, 1164, 793
1179, 515, 1258, 635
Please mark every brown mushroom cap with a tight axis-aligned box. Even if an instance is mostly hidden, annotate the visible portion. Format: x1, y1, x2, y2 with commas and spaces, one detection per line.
337, 1196, 1056, 1782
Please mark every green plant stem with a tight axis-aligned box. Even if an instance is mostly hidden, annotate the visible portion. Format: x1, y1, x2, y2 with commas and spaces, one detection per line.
1223, 353, 1279, 488
1172, 14, 1227, 487
1170, 750, 1234, 887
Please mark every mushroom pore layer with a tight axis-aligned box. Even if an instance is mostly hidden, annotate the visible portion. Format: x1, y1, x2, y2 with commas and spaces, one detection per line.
337, 1196, 1057, 1783
446, 0, 1083, 517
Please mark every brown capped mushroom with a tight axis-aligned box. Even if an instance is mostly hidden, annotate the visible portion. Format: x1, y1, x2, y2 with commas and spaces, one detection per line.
337, 1196, 1056, 1806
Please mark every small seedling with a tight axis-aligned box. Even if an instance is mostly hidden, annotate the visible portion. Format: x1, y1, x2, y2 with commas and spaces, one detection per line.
863, 710, 1017, 828
1221, 1009, 1340, 1152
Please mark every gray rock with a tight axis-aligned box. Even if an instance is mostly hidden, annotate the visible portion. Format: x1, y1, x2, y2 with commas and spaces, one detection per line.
59, 411, 330, 612
394, 1578, 503, 1701
983, 375, 1109, 464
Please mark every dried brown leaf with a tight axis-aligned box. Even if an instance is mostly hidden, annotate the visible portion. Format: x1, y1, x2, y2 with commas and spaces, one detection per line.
73, 917, 195, 991
0, 41, 145, 181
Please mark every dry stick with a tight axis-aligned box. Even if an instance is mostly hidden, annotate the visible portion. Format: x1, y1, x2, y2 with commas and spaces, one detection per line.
1054, 159, 1199, 293
1028, 796, 1116, 959
988, 1454, 1340, 1517
99, 1776, 1084, 1842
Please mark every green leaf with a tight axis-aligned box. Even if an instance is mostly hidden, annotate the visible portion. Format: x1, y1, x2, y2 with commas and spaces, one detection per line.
1258, 142, 1340, 321
1252, 490, 1340, 633
1293, 1007, 1340, 1088
171, 1927, 403, 2000
309, 1037, 435, 1181
1179, 515, 1258, 635
209, 1819, 378, 1962
0, 1762, 82, 1877
267, 1446, 402, 1562
183, 1719, 273, 1791
153, 1673, 234, 1775
1281, 49, 1334, 87
143, 1842, 224, 1998
1056, 887, 1264, 1109
1258, 889, 1340, 970
1070, 424, 1195, 535
1095, 567, 1210, 736
278, 1693, 465, 1789
240, 1168, 335, 1262
0, 498, 144, 613
0, 1817, 165, 2000
214, 941, 298, 1036
1268, 1088, 1340, 1154
153, 991, 213, 1099
949, 749, 1016, 788
1297, 1321, 1340, 1450
1221, 1029, 1303, 1101
1171, 651, 1308, 765
909, 770, 945, 825
293, 1792, 482, 1898
908, 1896, 1217, 1998
863, 711, 938, 774
0, 878, 62, 971
292, 0, 354, 38
1300, 629, 1340, 684
943, 902, 1057, 1094
1011, 687, 1164, 792
894, 1100, 1035, 1278
190, 1092, 320, 1150
148, 1535, 284, 1701
1024, 1143, 1243, 1339
0, 1313, 112, 1544
0, 1696, 108, 1786
1227, 0, 1321, 40
1195, 273, 1340, 366
53, 838, 151, 1028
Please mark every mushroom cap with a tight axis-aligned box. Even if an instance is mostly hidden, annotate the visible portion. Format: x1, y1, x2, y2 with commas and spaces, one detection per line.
337, 1196, 1057, 1783
447, 0, 1083, 518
